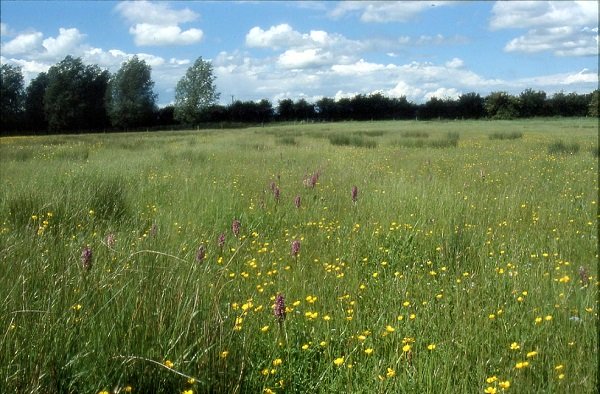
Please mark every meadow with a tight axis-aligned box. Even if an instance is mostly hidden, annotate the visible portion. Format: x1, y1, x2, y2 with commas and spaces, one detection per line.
0, 118, 597, 393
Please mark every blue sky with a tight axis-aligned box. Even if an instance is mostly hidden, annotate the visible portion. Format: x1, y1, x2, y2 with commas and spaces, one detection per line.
1, 1, 597, 106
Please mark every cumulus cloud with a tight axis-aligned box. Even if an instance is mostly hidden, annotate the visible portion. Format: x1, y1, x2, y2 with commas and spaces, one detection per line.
42, 27, 86, 59
490, 1, 598, 57
246, 24, 303, 49
115, 0, 203, 46
1, 31, 43, 55
330, 1, 454, 23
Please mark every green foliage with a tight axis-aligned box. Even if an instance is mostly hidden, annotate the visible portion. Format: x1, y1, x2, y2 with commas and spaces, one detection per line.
548, 140, 580, 155
174, 57, 220, 124
393, 131, 459, 148
0, 64, 25, 132
107, 56, 157, 129
489, 131, 523, 140
329, 133, 377, 148
44, 56, 110, 132
0, 119, 597, 393
485, 91, 520, 120
589, 90, 599, 117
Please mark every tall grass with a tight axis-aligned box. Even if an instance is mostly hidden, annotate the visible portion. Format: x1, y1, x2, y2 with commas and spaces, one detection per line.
0, 118, 597, 393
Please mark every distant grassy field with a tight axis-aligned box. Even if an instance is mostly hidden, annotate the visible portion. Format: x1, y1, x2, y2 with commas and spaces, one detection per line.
0, 118, 597, 393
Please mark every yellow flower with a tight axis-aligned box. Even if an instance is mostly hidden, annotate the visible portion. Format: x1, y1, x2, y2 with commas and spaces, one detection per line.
544, 315, 552, 321
98, 391, 110, 394
499, 381, 510, 389
427, 344, 436, 350
515, 361, 529, 369
164, 360, 174, 368
386, 368, 396, 378
364, 348, 374, 355
182, 390, 193, 394
272, 358, 283, 367
484, 387, 497, 394
534, 317, 542, 324
526, 351, 538, 358
385, 325, 395, 333
187, 378, 196, 384
220, 351, 229, 358
123, 386, 133, 393
333, 357, 344, 366
264, 389, 275, 394
486, 376, 498, 383
510, 342, 520, 350
402, 344, 411, 352
357, 335, 366, 341
261, 325, 270, 333
554, 364, 564, 371
301, 344, 309, 350
558, 373, 565, 380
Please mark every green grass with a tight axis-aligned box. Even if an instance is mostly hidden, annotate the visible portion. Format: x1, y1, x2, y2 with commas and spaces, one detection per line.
489, 131, 523, 140
0, 118, 598, 393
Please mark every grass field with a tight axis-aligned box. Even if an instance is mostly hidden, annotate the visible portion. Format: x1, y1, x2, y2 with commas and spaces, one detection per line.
0, 118, 598, 393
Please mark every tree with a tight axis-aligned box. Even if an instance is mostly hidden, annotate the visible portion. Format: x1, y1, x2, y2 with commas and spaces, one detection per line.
174, 57, 220, 124
485, 91, 519, 119
1, 64, 25, 133
457, 92, 485, 119
107, 56, 157, 129
589, 90, 599, 118
518, 88, 546, 117
44, 56, 110, 133
24, 72, 49, 132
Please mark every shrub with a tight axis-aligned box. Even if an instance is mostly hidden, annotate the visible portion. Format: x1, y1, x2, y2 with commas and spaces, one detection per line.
548, 140, 580, 155
329, 134, 377, 148
489, 131, 523, 140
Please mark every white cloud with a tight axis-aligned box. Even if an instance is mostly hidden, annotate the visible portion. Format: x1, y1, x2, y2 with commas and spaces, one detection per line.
331, 59, 392, 75
490, 1, 598, 57
115, 1, 203, 46
246, 24, 303, 49
424, 87, 461, 101
330, 1, 454, 23
1, 31, 43, 55
129, 24, 203, 46
115, 0, 198, 25
42, 28, 86, 59
1, 23, 10, 36
445, 57, 464, 68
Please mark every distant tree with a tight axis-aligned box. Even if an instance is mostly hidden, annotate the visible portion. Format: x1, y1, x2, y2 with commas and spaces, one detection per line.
44, 56, 110, 133
457, 92, 485, 119
294, 99, 315, 121
485, 91, 519, 119
156, 105, 177, 126
107, 56, 157, 129
589, 90, 599, 117
277, 99, 295, 121
174, 57, 220, 124
1, 64, 25, 133
24, 72, 49, 132
518, 88, 547, 117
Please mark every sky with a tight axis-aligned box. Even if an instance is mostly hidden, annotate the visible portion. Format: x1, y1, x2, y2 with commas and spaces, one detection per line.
1, 1, 598, 107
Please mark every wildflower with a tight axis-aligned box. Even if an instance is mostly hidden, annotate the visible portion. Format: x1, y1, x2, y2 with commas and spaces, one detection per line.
558, 374, 565, 379
526, 351, 538, 358
105, 233, 116, 248
123, 386, 133, 392
555, 364, 564, 371
386, 368, 396, 378
274, 187, 280, 202
294, 195, 301, 208
232, 219, 241, 237
486, 376, 498, 383
261, 325, 270, 333
510, 342, 520, 350
402, 344, 411, 352
364, 348, 374, 355
351, 186, 358, 203
385, 325, 395, 333
579, 266, 589, 286
164, 360, 174, 368
427, 344, 436, 350
484, 387, 497, 394
274, 293, 286, 322
220, 351, 229, 358
515, 361, 529, 369
291, 240, 300, 257
98, 391, 110, 394
333, 357, 344, 366
80, 246, 92, 270
534, 317, 542, 324
182, 390, 193, 394
196, 244, 206, 262
272, 358, 283, 367
217, 233, 225, 248
499, 381, 510, 389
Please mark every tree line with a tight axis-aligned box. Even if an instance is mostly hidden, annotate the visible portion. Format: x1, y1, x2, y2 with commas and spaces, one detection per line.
1, 55, 598, 136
